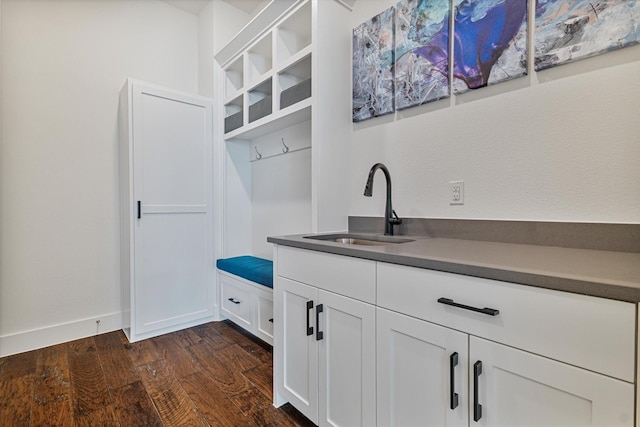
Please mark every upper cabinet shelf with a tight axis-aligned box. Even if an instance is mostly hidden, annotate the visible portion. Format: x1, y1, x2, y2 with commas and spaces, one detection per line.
221, 0, 312, 140
275, 1, 311, 68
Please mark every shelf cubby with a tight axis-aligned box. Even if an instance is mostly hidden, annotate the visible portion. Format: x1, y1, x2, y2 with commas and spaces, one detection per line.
248, 78, 273, 123
278, 53, 311, 110
247, 33, 273, 86
224, 95, 244, 134
224, 56, 244, 102
275, 1, 311, 67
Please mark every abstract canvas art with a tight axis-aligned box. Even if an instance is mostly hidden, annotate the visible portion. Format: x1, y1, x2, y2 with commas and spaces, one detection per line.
452, 0, 528, 94
395, 0, 450, 110
535, 0, 640, 70
353, 7, 396, 122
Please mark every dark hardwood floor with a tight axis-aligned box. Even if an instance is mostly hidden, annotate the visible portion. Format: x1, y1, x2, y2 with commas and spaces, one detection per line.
0, 320, 315, 426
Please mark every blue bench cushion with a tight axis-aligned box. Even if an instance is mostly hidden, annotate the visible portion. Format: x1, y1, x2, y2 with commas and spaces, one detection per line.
216, 256, 273, 289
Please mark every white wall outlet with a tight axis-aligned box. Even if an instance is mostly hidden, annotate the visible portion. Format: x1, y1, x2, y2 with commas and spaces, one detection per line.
450, 181, 464, 205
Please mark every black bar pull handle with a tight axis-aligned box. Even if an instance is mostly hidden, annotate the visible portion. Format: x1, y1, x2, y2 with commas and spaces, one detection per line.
137, 201, 141, 219
473, 360, 483, 422
228, 298, 240, 305
316, 304, 324, 341
437, 298, 499, 316
450, 352, 459, 410
306, 301, 314, 336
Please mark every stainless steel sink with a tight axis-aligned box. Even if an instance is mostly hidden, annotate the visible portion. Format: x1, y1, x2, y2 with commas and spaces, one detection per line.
304, 233, 414, 246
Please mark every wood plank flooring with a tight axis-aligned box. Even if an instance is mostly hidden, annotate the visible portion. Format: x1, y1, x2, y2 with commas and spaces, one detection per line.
0, 320, 315, 427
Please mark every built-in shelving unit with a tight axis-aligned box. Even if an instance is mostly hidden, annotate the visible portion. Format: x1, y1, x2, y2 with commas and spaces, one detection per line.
222, 0, 312, 140
215, 0, 352, 268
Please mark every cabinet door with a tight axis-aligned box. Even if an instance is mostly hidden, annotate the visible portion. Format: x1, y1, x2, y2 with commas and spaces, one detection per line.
275, 277, 319, 424
318, 290, 376, 427
132, 83, 213, 335
470, 336, 634, 427
377, 308, 468, 427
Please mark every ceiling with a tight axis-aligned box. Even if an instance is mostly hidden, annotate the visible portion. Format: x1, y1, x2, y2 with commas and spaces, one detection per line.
161, 0, 265, 16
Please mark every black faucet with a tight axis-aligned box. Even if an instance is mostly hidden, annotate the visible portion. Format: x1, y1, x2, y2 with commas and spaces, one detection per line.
363, 163, 402, 236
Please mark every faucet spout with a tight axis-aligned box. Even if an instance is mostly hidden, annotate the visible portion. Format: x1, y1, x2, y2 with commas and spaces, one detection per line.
363, 163, 402, 235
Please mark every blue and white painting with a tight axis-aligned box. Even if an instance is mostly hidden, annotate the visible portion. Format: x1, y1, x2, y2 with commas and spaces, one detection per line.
395, 0, 450, 110
452, 0, 528, 93
535, 0, 640, 70
353, 7, 396, 122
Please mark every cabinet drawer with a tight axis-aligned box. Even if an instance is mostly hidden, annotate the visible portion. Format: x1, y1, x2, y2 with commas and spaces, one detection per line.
277, 246, 376, 304
256, 291, 274, 345
220, 276, 253, 329
377, 262, 636, 382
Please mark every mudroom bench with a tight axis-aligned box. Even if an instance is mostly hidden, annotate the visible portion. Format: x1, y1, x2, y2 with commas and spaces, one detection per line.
216, 256, 274, 345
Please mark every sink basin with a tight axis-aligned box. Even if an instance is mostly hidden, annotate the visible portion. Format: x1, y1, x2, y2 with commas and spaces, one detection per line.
304, 233, 414, 246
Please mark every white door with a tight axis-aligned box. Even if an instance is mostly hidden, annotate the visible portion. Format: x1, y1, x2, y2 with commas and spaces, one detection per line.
132, 84, 213, 334
470, 336, 634, 427
318, 290, 376, 427
377, 308, 468, 427
275, 277, 319, 424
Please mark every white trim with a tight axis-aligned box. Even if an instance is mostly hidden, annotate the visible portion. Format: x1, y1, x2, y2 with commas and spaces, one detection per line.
0, 312, 122, 357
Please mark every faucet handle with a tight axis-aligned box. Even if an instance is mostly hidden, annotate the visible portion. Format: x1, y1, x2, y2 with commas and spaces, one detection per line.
389, 210, 402, 225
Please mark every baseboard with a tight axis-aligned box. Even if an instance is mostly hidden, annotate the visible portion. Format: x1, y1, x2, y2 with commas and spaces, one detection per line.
0, 312, 122, 357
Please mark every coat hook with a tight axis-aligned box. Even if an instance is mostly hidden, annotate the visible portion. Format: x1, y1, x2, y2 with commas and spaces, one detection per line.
254, 146, 262, 160
281, 138, 290, 153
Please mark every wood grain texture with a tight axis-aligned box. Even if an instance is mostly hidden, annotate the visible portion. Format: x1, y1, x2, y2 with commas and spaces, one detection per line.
74, 405, 120, 427
33, 344, 70, 405
125, 337, 162, 368
111, 381, 163, 427
68, 338, 111, 417
0, 374, 33, 427
0, 349, 37, 382
154, 334, 202, 380
30, 396, 74, 427
171, 328, 204, 348
138, 360, 205, 427
188, 342, 258, 396
181, 372, 254, 427
0, 321, 312, 426
94, 331, 139, 389
242, 361, 274, 401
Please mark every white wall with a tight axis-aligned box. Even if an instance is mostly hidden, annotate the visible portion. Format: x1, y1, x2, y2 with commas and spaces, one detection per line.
0, 0, 200, 356
251, 121, 312, 258
347, 1, 640, 224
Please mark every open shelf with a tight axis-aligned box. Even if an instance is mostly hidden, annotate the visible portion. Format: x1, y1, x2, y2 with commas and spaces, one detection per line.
221, 0, 312, 139
224, 95, 244, 134
224, 56, 244, 102
278, 53, 311, 110
248, 78, 273, 123
275, 1, 311, 67
224, 97, 311, 141
247, 33, 273, 87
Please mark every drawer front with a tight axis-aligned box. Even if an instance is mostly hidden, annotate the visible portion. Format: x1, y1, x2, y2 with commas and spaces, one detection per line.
220, 276, 253, 329
256, 291, 274, 345
277, 246, 376, 304
377, 262, 636, 382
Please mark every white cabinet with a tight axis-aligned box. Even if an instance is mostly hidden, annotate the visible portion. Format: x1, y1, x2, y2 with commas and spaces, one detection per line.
377, 307, 468, 427
119, 79, 214, 342
377, 262, 635, 427
377, 307, 634, 427
471, 336, 634, 427
218, 270, 274, 345
274, 245, 637, 427
274, 246, 376, 426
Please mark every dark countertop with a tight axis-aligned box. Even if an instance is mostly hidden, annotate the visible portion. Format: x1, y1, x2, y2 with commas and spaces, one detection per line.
267, 232, 640, 303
